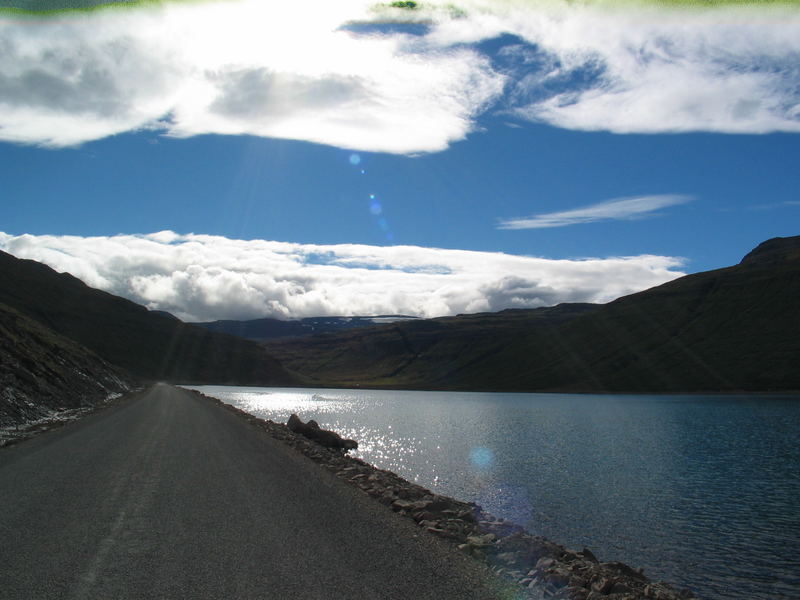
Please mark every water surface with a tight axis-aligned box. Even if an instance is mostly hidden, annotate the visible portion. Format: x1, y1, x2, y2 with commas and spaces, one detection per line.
187, 386, 800, 600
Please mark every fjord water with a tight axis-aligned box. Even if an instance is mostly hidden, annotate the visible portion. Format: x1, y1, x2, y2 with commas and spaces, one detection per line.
188, 386, 800, 600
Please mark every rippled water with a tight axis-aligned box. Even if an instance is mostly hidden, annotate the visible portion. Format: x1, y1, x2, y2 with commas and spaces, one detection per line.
187, 386, 800, 600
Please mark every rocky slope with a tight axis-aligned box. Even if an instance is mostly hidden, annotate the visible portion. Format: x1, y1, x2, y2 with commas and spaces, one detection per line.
263, 236, 800, 392
0, 302, 132, 430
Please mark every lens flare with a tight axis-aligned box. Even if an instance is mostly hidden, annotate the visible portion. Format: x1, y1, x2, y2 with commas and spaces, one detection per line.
469, 446, 495, 470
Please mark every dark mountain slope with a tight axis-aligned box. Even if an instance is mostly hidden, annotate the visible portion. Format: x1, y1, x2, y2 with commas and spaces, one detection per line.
739, 235, 800, 267
195, 315, 419, 342
263, 303, 600, 388
0, 302, 132, 427
460, 241, 800, 392
264, 237, 800, 392
0, 251, 296, 385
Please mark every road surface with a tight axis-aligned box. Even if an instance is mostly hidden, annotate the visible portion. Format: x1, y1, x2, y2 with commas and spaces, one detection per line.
0, 384, 510, 599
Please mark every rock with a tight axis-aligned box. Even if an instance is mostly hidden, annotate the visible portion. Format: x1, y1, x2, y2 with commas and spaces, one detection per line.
457, 508, 477, 522
536, 557, 556, 571
545, 570, 571, 588
567, 587, 590, 600
591, 577, 614, 594
496, 552, 519, 565
610, 581, 635, 594
580, 547, 599, 563
569, 575, 589, 589
602, 562, 648, 582
410, 499, 433, 511
379, 491, 396, 505
392, 499, 416, 512
419, 520, 438, 529
412, 510, 435, 522
286, 414, 358, 449
426, 496, 454, 512
467, 533, 496, 548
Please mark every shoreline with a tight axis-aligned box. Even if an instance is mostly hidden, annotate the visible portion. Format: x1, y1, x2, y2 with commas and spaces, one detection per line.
184, 380, 800, 397
191, 388, 697, 600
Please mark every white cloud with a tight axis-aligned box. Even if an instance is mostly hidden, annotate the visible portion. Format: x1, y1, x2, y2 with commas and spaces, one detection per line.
498, 194, 693, 230
0, 231, 685, 322
1, 0, 798, 151
433, 1, 800, 134
0, 0, 504, 152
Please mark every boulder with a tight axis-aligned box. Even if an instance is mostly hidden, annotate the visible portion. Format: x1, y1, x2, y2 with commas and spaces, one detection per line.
286, 414, 358, 450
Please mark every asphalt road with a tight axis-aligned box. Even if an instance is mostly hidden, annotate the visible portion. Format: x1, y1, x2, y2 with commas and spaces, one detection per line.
0, 384, 511, 599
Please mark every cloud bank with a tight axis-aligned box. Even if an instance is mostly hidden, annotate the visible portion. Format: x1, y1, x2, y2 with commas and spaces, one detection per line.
498, 194, 693, 229
1, 0, 798, 151
0, 231, 685, 322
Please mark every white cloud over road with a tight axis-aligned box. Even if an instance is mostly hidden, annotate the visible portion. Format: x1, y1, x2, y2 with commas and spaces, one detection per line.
0, 231, 685, 322
498, 194, 693, 230
0, 0, 504, 152
1, 0, 798, 151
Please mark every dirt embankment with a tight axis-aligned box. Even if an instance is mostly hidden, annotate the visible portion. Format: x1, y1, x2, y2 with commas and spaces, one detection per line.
0, 302, 135, 437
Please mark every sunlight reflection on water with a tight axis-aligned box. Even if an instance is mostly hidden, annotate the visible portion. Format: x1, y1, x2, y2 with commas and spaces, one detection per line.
231, 391, 354, 417
194, 387, 432, 480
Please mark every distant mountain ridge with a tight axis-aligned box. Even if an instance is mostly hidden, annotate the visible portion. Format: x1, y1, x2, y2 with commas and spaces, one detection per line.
261, 302, 602, 388
0, 250, 297, 386
263, 236, 800, 393
194, 315, 419, 341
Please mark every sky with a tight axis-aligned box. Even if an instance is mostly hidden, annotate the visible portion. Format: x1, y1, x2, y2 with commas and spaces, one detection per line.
0, 0, 798, 322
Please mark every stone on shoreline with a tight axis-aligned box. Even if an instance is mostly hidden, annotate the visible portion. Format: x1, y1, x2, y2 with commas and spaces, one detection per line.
286, 413, 358, 450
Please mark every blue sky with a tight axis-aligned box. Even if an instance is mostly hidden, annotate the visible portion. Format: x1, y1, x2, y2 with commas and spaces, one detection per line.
1, 0, 798, 321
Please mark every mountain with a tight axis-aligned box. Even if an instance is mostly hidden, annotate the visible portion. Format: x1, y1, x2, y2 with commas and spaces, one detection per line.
194, 315, 420, 341
0, 251, 297, 386
263, 236, 800, 393
739, 235, 800, 267
0, 302, 132, 427
262, 303, 601, 388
